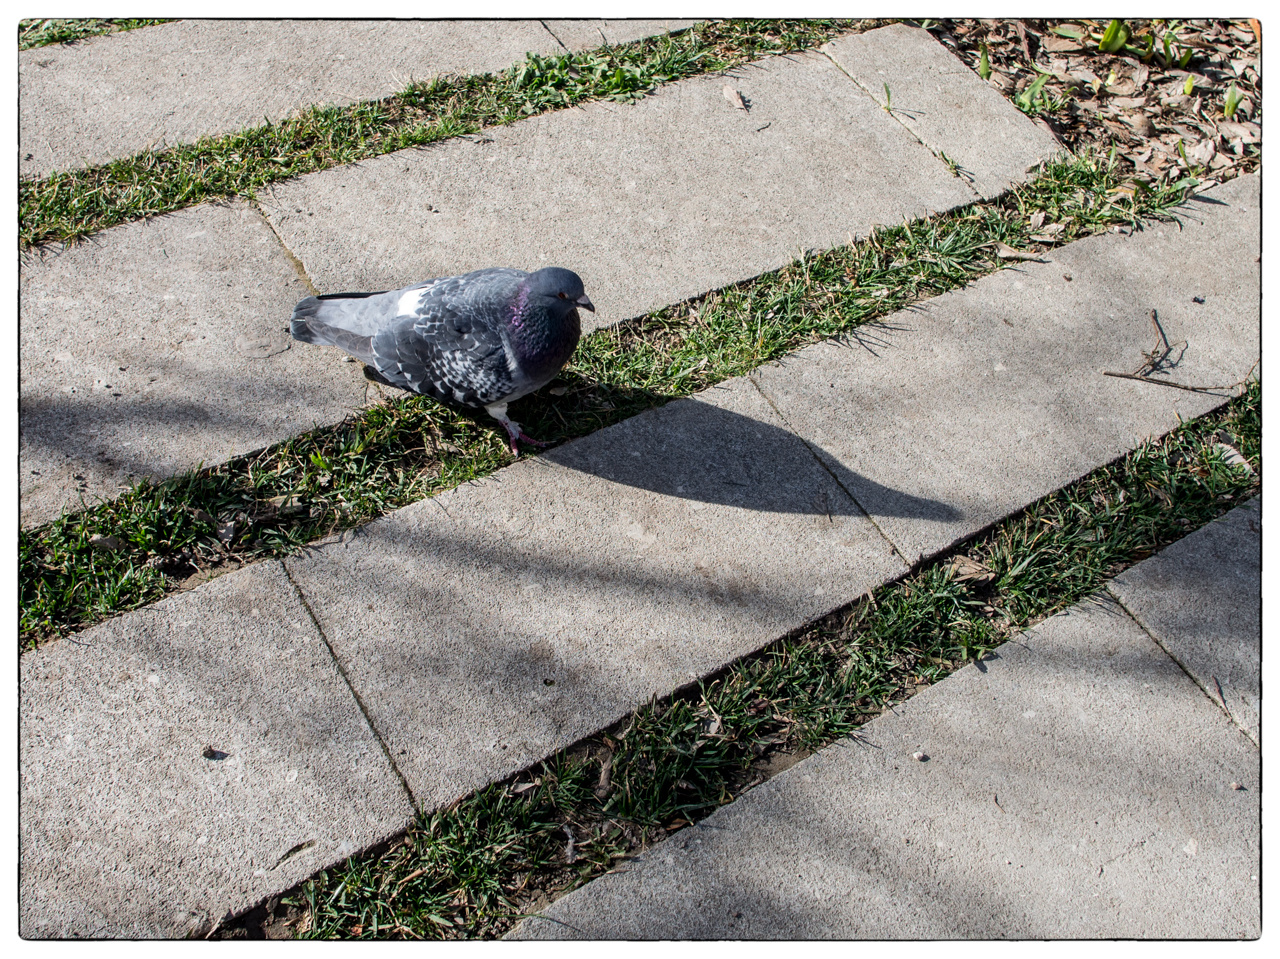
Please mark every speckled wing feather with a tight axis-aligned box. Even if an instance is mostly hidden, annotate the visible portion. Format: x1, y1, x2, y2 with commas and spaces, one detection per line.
368, 270, 525, 407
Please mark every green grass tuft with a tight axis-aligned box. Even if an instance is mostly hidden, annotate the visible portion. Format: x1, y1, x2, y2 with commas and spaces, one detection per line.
18, 18, 173, 50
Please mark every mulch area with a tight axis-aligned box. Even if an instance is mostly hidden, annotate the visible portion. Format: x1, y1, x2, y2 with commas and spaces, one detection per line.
929, 18, 1261, 190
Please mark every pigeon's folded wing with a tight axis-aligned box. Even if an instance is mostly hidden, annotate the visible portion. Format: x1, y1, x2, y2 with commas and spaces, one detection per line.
369, 310, 514, 407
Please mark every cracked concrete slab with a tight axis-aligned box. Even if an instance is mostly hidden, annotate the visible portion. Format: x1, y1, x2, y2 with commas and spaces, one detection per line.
19, 198, 372, 527
283, 375, 907, 811
823, 23, 1065, 198
258, 45, 979, 332
1109, 497, 1260, 743
20, 19, 692, 179
512, 593, 1260, 939
19, 561, 415, 938
751, 173, 1259, 566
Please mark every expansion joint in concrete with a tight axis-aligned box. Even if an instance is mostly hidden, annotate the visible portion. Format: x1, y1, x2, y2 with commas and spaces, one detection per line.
819, 50, 984, 204
540, 21, 572, 53
746, 371, 911, 571
1106, 582, 1260, 749
246, 194, 320, 297
281, 561, 421, 808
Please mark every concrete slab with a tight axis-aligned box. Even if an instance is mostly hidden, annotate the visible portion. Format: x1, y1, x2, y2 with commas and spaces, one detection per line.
19, 199, 370, 527
283, 375, 907, 811
512, 594, 1260, 939
259, 47, 979, 333
20, 560, 414, 939
542, 19, 697, 50
1109, 498, 1261, 743
20, 19, 687, 179
824, 23, 1064, 198
752, 173, 1260, 566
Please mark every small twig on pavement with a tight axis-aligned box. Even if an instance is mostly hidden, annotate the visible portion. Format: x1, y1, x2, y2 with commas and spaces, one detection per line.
1103, 358, 1258, 394
1136, 309, 1185, 377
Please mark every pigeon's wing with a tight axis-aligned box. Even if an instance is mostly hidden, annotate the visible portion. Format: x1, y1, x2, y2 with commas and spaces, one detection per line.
369, 271, 524, 407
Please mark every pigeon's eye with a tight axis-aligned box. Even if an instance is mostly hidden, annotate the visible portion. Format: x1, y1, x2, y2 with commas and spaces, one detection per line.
558, 292, 567, 298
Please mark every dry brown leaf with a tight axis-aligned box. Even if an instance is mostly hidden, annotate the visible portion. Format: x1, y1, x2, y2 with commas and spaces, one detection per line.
722, 85, 747, 110
986, 71, 1014, 93
988, 241, 1043, 261
949, 555, 997, 584
1101, 119, 1134, 141
1028, 223, 1066, 243
1186, 139, 1216, 166
1125, 112, 1155, 137
1043, 35, 1086, 53
89, 534, 124, 552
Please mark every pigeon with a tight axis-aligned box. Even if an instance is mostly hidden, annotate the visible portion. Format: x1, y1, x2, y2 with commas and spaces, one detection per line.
290, 267, 593, 454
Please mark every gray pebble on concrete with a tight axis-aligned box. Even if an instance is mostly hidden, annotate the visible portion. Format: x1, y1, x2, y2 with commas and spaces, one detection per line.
512, 593, 1260, 939
259, 47, 979, 331
283, 375, 907, 811
19, 561, 414, 939
1109, 497, 1260, 744
19, 199, 371, 527
752, 174, 1259, 566
823, 23, 1066, 198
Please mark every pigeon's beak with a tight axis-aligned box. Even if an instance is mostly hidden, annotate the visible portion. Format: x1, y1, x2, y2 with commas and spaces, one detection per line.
575, 293, 596, 313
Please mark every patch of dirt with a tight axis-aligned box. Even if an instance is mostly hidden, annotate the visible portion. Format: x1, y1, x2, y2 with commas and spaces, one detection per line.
214, 896, 306, 940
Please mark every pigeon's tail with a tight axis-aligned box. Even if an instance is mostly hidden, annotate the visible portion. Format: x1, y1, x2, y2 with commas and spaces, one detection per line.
290, 295, 377, 364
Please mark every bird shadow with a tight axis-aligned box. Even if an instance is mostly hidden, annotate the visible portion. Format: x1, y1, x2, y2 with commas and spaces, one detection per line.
511, 377, 961, 524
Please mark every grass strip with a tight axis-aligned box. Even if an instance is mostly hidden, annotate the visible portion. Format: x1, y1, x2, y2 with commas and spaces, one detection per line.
232, 378, 1257, 940
16, 151, 1208, 650
18, 18, 173, 50
20, 18, 872, 247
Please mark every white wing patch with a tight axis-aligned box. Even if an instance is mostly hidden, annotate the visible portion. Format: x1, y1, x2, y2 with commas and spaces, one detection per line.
397, 288, 427, 316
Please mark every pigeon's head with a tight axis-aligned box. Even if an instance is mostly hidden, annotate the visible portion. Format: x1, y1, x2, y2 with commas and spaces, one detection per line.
526, 267, 595, 320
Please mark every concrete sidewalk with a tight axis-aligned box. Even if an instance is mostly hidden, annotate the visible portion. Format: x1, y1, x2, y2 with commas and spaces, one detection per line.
20, 24, 1058, 527
511, 498, 1261, 940
17, 19, 1260, 941
19, 171, 1259, 937
19, 19, 695, 178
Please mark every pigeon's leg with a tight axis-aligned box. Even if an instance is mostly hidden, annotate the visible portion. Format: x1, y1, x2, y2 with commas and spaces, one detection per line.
484, 402, 550, 456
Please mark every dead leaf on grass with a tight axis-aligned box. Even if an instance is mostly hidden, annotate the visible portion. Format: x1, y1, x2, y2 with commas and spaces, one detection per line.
948, 554, 997, 584
988, 241, 1045, 261
1213, 442, 1253, 472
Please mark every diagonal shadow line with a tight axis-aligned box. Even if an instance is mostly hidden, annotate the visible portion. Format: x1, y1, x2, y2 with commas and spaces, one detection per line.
535, 392, 962, 521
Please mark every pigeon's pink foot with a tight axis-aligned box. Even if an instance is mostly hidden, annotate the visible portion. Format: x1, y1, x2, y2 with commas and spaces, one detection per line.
499, 419, 551, 456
